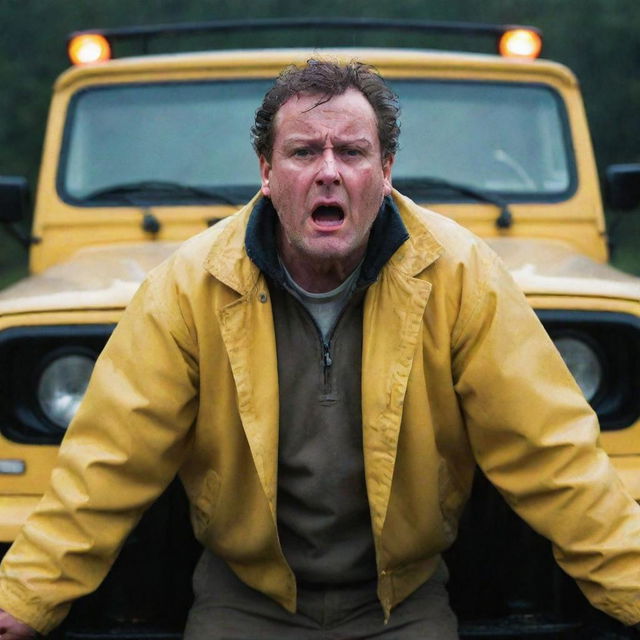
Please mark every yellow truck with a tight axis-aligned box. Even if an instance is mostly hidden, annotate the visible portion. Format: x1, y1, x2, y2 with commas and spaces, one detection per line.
1, 18, 639, 638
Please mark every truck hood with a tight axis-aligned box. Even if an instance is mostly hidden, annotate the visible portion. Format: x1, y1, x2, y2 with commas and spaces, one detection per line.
486, 238, 640, 301
0, 243, 180, 315
0, 238, 638, 316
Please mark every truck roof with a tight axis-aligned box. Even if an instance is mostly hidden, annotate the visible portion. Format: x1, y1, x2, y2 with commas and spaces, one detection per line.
55, 47, 578, 91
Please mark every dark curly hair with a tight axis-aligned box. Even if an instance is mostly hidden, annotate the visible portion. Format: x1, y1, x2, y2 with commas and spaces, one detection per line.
251, 59, 400, 162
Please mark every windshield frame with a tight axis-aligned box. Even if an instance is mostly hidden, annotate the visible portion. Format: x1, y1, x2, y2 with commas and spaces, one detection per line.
56, 77, 577, 208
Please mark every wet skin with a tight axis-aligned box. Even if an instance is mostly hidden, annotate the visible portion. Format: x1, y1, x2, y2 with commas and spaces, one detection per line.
259, 88, 394, 293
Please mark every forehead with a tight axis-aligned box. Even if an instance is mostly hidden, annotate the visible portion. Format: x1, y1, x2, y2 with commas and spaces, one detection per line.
273, 88, 378, 142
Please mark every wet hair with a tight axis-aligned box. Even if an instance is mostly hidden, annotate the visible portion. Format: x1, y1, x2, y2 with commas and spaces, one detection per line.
251, 59, 400, 162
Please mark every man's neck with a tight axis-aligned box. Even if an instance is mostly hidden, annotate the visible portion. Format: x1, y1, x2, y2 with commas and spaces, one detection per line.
277, 240, 366, 293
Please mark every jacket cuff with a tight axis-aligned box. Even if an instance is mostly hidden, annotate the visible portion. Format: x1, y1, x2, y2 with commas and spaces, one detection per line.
0, 578, 70, 635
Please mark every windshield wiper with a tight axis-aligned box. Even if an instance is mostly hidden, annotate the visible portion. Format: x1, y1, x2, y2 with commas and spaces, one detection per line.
81, 181, 248, 235
394, 176, 513, 229
81, 180, 241, 206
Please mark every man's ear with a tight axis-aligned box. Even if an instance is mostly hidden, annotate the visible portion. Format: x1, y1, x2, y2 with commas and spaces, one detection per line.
382, 154, 394, 196
259, 155, 271, 197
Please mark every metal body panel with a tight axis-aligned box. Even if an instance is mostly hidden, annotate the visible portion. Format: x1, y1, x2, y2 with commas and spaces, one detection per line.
487, 237, 640, 300
5, 236, 638, 317
0, 243, 177, 314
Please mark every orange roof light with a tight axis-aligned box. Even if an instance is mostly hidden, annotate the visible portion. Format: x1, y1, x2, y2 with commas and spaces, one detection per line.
499, 28, 542, 59
68, 34, 111, 66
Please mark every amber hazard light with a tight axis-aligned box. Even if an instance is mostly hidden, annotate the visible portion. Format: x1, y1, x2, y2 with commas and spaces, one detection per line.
68, 34, 111, 65
499, 29, 542, 59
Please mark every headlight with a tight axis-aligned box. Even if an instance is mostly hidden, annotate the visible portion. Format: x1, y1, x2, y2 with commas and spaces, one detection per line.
538, 310, 640, 431
553, 336, 603, 402
0, 325, 113, 444
36, 352, 96, 430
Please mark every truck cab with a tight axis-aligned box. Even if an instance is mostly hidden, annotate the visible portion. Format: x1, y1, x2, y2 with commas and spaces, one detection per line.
1, 19, 639, 638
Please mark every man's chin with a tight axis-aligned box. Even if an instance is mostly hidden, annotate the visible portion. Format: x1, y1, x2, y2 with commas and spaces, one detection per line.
301, 239, 358, 263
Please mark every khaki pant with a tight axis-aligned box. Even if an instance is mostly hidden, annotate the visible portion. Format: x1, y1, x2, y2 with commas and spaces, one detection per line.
184, 551, 458, 639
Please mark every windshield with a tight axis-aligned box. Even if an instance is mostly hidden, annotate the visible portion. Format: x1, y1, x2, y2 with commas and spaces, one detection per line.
59, 78, 573, 205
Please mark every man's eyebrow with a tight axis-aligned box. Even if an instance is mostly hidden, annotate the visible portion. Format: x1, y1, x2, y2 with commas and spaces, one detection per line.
335, 137, 373, 147
282, 136, 317, 146
282, 136, 374, 147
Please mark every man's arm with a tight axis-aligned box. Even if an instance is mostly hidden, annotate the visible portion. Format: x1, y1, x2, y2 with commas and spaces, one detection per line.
0, 261, 200, 634
451, 247, 640, 627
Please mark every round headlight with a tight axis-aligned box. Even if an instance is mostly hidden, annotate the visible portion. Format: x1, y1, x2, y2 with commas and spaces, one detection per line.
37, 353, 95, 430
553, 336, 602, 402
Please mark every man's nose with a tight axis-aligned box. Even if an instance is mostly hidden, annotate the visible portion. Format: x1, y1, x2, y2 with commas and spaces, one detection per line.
315, 150, 341, 185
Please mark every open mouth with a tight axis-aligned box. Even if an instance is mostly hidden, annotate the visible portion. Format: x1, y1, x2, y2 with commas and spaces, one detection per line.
311, 205, 345, 229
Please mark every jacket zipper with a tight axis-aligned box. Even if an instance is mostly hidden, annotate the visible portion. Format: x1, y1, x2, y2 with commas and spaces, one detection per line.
286, 283, 365, 398
322, 340, 333, 393
319, 292, 360, 396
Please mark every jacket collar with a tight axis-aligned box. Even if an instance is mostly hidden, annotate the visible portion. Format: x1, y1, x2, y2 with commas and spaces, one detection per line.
387, 190, 445, 276
204, 190, 444, 294
245, 195, 411, 289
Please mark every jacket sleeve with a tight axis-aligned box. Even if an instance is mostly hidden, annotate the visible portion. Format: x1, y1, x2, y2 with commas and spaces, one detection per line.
452, 247, 640, 626
0, 262, 200, 634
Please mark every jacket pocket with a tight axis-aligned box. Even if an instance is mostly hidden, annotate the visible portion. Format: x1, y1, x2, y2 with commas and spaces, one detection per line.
191, 469, 221, 538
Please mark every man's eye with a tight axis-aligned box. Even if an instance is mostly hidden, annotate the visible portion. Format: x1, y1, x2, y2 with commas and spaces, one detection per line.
343, 148, 362, 157
293, 148, 312, 158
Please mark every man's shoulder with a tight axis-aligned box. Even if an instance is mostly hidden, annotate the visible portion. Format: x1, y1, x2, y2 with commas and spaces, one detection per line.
392, 190, 495, 268
150, 197, 256, 286
177, 203, 252, 267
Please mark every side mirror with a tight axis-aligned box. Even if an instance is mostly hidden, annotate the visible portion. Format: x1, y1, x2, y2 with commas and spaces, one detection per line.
605, 164, 640, 211
0, 176, 30, 223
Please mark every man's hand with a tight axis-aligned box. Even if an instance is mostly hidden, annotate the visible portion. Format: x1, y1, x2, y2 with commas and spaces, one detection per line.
0, 610, 36, 640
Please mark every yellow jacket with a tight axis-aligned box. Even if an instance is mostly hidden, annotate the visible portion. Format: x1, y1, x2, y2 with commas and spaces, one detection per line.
1, 191, 640, 633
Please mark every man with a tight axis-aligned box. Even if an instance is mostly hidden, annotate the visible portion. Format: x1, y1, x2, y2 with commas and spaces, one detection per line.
1, 60, 640, 639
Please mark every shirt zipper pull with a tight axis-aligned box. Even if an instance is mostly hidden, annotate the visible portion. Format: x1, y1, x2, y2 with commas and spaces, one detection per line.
323, 343, 333, 368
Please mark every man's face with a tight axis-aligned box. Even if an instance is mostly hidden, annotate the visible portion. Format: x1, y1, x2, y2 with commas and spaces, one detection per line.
259, 88, 393, 272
